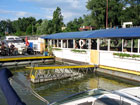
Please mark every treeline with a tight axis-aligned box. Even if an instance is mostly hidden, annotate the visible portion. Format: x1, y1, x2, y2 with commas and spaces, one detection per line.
0, 0, 140, 36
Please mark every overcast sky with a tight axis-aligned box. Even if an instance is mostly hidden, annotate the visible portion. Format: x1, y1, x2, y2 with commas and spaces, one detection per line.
0, 0, 89, 23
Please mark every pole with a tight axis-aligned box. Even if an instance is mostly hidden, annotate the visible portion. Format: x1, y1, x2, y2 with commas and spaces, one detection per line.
106, 0, 108, 29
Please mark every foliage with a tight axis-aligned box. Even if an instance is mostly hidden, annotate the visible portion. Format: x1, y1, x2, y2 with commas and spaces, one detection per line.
71, 49, 87, 53
52, 7, 64, 33
26, 25, 32, 35
113, 53, 140, 58
65, 17, 84, 32
86, 0, 140, 28
48, 45, 53, 56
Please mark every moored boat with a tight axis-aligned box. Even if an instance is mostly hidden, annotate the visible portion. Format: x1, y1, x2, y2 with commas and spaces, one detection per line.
51, 87, 140, 105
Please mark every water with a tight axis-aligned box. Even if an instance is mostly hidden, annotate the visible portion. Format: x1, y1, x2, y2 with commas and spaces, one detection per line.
0, 66, 140, 105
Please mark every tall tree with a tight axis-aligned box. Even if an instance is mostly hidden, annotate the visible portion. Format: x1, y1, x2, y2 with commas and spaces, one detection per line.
52, 7, 64, 33
86, 0, 124, 28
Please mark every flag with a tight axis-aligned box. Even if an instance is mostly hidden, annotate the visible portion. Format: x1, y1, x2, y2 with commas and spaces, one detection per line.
25, 37, 29, 46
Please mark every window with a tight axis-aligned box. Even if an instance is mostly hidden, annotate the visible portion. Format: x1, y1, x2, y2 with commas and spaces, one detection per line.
63, 40, 67, 48
91, 39, 97, 50
68, 40, 73, 48
110, 39, 122, 51
100, 39, 108, 50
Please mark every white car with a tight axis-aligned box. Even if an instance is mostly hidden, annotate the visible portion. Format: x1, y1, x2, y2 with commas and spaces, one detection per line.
4, 36, 26, 55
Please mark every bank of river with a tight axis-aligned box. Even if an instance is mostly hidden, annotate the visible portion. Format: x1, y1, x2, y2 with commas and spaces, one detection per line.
0, 66, 140, 105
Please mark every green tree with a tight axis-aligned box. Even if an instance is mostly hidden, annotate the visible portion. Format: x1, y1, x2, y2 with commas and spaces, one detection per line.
65, 17, 84, 32
86, 0, 124, 28
52, 7, 64, 33
26, 25, 32, 35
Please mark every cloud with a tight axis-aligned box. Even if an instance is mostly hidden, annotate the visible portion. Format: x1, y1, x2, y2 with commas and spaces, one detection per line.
19, 0, 88, 23
0, 0, 88, 23
0, 9, 41, 20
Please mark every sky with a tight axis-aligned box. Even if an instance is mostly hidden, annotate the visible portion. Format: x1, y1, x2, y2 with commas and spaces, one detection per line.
0, 0, 89, 23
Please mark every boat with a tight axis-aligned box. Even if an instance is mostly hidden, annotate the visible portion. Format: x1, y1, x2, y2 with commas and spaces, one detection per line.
50, 87, 140, 105
0, 68, 140, 105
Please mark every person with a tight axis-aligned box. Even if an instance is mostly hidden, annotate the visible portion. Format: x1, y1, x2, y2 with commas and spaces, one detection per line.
10, 43, 18, 55
1, 42, 6, 56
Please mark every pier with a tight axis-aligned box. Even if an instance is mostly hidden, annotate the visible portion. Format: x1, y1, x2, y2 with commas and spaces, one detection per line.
0, 55, 54, 66
28, 65, 95, 83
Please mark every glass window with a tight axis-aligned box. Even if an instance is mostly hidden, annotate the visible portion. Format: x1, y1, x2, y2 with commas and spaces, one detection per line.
68, 40, 73, 48
58, 40, 61, 47
91, 39, 97, 50
110, 39, 122, 51
63, 40, 67, 48
100, 39, 108, 50
133, 39, 138, 53
123, 39, 131, 52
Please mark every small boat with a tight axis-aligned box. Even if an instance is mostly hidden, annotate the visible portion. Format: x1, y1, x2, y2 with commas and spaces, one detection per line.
51, 87, 140, 105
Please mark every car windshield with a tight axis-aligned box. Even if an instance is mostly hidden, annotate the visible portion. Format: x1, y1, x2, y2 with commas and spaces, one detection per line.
14, 40, 23, 43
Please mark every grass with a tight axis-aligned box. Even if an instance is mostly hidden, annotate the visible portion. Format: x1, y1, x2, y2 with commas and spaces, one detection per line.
113, 53, 140, 58
71, 49, 86, 53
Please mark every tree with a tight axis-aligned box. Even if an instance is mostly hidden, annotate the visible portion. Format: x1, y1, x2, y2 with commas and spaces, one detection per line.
26, 25, 32, 35
52, 7, 64, 33
65, 17, 84, 32
86, 0, 124, 28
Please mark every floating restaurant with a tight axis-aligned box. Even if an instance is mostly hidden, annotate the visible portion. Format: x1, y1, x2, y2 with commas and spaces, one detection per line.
42, 27, 140, 81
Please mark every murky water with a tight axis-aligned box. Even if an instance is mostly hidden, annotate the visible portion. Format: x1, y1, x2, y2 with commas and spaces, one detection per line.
0, 66, 140, 105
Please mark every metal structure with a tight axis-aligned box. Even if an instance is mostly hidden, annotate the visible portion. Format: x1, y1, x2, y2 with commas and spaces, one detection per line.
28, 65, 95, 83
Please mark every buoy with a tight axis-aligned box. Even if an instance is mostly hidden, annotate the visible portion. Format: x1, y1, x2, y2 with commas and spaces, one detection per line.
79, 40, 85, 48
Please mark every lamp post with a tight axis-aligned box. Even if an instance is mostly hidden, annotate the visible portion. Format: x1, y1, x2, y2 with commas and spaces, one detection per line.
106, 0, 108, 29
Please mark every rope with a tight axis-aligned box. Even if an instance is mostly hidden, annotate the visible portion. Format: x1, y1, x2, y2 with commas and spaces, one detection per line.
11, 76, 49, 105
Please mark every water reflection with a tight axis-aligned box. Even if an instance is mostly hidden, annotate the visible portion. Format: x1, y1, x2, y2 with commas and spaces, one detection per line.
0, 67, 140, 105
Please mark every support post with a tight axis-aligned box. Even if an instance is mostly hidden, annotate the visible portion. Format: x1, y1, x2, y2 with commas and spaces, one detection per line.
73, 39, 75, 49
138, 39, 140, 53
108, 39, 110, 51
50, 40, 52, 46
61, 40, 63, 48
88, 39, 91, 49
97, 39, 100, 51
57, 40, 58, 47
131, 39, 133, 53
122, 39, 124, 52
67, 40, 68, 48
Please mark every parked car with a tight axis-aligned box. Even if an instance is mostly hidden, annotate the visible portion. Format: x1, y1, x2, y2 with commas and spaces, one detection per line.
3, 36, 26, 55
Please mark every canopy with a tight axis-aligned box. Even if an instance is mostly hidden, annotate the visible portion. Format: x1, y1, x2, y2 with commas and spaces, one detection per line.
41, 27, 140, 39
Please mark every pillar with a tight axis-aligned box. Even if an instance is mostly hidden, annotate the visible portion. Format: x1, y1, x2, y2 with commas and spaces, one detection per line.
61, 40, 63, 48
108, 39, 110, 51
73, 39, 75, 49
131, 39, 133, 52
138, 39, 140, 53
122, 39, 124, 52
97, 39, 100, 51
88, 39, 91, 49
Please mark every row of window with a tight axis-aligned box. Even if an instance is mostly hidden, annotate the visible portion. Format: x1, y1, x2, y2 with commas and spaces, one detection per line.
48, 38, 139, 53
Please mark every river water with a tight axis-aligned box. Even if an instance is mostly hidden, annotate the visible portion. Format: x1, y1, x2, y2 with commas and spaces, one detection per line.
0, 66, 140, 105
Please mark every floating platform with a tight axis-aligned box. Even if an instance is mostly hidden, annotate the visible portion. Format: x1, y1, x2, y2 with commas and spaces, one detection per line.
29, 65, 95, 83
0, 55, 54, 66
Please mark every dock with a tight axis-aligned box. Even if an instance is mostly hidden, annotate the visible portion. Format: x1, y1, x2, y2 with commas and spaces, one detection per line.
28, 65, 95, 83
0, 55, 54, 66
